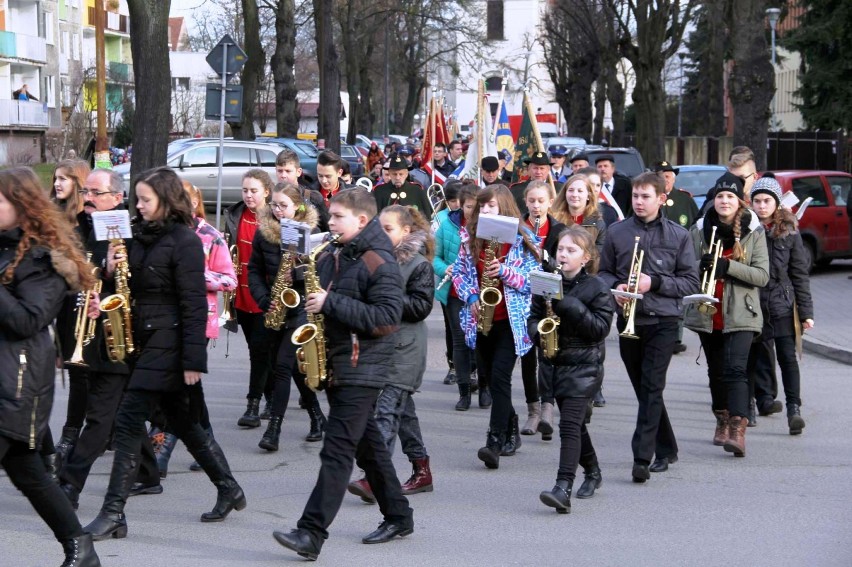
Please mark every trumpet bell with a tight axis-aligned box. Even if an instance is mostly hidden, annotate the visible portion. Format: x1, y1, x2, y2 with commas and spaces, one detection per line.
697, 303, 718, 315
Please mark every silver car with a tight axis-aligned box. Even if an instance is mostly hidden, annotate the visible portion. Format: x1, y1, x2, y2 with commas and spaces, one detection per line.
114, 139, 287, 208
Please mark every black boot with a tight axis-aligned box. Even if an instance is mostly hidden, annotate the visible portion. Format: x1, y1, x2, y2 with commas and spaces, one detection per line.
787, 403, 806, 435
237, 398, 261, 428
84, 450, 136, 541
43, 452, 61, 483
539, 479, 572, 514
189, 436, 247, 522
455, 383, 471, 411
56, 426, 80, 461
305, 401, 326, 442
260, 395, 273, 420
575, 465, 602, 499
259, 415, 283, 451
60, 532, 101, 567
60, 482, 80, 511
155, 432, 178, 479
189, 427, 213, 472
748, 398, 758, 427
501, 413, 522, 456
443, 357, 456, 385
478, 386, 492, 408
477, 429, 504, 469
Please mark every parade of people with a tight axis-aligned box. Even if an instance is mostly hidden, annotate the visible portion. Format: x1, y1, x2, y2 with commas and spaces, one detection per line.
1, 2, 849, 564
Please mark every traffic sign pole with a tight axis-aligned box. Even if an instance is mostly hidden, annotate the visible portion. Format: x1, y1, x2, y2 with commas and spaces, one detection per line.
215, 42, 228, 229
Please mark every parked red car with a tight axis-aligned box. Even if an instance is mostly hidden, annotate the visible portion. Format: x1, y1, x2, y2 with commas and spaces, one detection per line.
769, 170, 852, 272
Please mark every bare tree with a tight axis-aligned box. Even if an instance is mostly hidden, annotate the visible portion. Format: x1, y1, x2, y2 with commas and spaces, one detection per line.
171, 83, 207, 136
727, 0, 773, 169
127, 0, 172, 191
229, 0, 265, 140
262, 0, 300, 137
313, 0, 341, 150
608, 0, 697, 162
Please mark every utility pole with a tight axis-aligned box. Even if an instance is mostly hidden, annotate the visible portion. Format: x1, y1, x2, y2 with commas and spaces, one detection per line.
94, 0, 110, 168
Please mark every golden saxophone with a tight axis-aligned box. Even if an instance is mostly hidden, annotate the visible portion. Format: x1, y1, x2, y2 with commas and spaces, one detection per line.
100, 239, 134, 362
477, 237, 502, 336
537, 277, 561, 360
65, 255, 102, 368
618, 236, 644, 340
697, 225, 723, 315
264, 246, 301, 330
292, 234, 339, 391
219, 235, 239, 327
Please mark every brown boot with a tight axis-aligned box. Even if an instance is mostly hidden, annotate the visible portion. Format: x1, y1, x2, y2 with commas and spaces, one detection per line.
521, 401, 541, 435
401, 457, 433, 495
713, 410, 730, 446
723, 416, 748, 457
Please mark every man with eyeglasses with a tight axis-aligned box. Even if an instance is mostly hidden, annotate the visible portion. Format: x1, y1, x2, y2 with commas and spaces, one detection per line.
59, 169, 163, 510
700, 146, 759, 217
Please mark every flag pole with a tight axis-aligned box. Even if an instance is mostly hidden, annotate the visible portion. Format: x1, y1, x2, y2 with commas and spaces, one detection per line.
491, 69, 507, 144
430, 85, 437, 186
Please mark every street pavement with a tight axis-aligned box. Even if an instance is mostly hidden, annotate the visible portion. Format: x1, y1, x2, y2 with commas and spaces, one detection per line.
3, 263, 852, 566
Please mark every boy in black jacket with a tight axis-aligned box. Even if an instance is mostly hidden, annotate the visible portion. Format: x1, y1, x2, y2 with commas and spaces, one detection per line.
273, 189, 413, 560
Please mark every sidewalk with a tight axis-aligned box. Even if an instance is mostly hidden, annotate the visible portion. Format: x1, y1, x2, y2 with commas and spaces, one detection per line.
802, 260, 852, 365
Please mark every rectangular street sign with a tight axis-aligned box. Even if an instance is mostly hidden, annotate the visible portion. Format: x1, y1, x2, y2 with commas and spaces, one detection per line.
205, 84, 243, 121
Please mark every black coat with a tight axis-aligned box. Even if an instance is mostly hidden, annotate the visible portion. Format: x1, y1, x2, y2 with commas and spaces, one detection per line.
127, 220, 208, 391
0, 229, 81, 448
607, 173, 633, 217
759, 210, 814, 338
528, 270, 614, 398
317, 217, 403, 388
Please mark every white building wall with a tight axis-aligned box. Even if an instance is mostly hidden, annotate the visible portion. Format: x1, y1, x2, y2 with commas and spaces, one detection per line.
774, 47, 804, 132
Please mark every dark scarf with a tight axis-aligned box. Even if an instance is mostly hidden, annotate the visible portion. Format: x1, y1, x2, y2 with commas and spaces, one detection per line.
703, 207, 752, 248
134, 219, 175, 245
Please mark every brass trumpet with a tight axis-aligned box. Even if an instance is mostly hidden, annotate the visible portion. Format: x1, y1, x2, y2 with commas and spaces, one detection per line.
427, 183, 445, 220
65, 256, 101, 368
614, 236, 644, 340
697, 226, 723, 315
219, 234, 239, 327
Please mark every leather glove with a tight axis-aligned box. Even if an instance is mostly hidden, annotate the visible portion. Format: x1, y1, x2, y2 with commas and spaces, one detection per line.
699, 253, 715, 273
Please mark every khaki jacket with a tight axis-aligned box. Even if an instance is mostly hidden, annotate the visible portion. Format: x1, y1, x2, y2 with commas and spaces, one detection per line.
684, 214, 769, 334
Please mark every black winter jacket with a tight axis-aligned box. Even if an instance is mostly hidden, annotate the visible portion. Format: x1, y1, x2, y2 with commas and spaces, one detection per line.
317, 217, 403, 388
759, 210, 814, 338
598, 214, 699, 324
0, 229, 82, 448
127, 220, 208, 391
248, 206, 320, 330
528, 270, 614, 398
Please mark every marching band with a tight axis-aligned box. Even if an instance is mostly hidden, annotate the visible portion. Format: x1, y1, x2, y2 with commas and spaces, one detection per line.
0, 138, 818, 564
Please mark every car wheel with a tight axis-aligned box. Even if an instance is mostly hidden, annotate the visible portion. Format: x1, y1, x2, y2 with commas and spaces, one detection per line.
802, 240, 817, 274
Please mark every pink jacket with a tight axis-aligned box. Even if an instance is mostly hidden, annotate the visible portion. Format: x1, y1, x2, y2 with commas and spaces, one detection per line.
194, 218, 237, 339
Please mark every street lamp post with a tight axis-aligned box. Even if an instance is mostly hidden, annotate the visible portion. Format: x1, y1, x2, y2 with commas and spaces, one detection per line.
677, 52, 685, 139
766, 7, 782, 131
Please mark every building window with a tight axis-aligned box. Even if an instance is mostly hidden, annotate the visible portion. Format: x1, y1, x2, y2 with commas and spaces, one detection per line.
44, 12, 55, 44
173, 77, 190, 91
485, 76, 502, 91
486, 1, 504, 41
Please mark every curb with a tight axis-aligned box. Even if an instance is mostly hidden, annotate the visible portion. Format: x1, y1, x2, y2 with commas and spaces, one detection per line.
802, 336, 852, 366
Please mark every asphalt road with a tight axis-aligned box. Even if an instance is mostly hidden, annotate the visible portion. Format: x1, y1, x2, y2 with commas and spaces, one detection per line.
3, 302, 851, 566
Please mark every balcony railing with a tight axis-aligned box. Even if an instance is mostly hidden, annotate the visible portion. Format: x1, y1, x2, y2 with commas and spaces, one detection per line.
0, 100, 50, 128
87, 7, 129, 34
0, 31, 48, 63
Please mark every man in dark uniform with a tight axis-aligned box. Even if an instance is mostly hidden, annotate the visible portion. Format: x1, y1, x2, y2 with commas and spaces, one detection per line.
570, 153, 590, 173
373, 153, 433, 214
655, 161, 699, 230
481, 156, 509, 187
510, 151, 552, 216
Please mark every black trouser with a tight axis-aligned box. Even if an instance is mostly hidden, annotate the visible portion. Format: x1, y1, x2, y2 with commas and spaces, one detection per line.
1, 434, 83, 542
236, 309, 275, 400
440, 302, 454, 368
619, 320, 679, 464
699, 330, 754, 418
270, 329, 317, 417
63, 366, 90, 431
555, 396, 598, 483
750, 333, 801, 407
520, 349, 539, 403
297, 385, 412, 542
447, 296, 476, 386
476, 320, 518, 434
60, 371, 153, 491
538, 354, 555, 405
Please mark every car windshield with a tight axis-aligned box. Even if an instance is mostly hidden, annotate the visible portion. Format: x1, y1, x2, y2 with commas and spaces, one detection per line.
678, 170, 726, 197
294, 142, 318, 157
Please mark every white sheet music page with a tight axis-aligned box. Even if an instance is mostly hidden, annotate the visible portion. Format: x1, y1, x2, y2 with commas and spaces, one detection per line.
529, 270, 563, 299
91, 210, 132, 240
476, 213, 519, 244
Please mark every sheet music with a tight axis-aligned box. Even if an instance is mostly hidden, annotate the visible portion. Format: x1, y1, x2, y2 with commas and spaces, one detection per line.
683, 293, 718, 305
280, 218, 312, 255
476, 213, 519, 244
780, 190, 800, 210
309, 232, 330, 251
529, 270, 563, 299
91, 210, 132, 240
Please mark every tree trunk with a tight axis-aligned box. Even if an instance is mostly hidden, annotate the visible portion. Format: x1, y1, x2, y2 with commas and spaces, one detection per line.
703, 0, 726, 137
631, 60, 667, 163
357, 35, 376, 136
126, 0, 171, 199
314, 0, 341, 152
728, 0, 773, 169
607, 69, 625, 146
592, 78, 605, 144
272, 0, 299, 137
231, 0, 264, 140
340, 0, 360, 144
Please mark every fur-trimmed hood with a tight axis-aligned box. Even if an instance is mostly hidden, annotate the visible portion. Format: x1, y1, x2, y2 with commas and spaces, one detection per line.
0, 228, 83, 291
393, 229, 428, 265
48, 248, 84, 291
765, 208, 798, 240
258, 204, 320, 245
